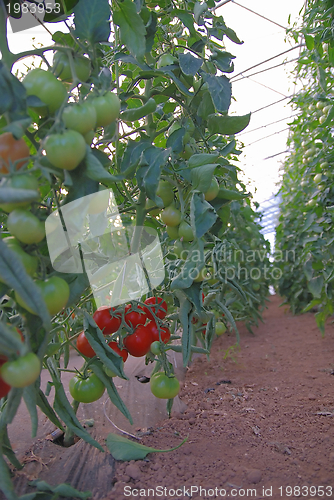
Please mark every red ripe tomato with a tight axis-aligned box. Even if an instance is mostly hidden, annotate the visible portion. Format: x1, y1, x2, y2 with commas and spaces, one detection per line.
146, 321, 170, 344
123, 324, 153, 357
93, 306, 122, 335
143, 297, 167, 321
124, 304, 147, 328
0, 359, 11, 398
0, 133, 30, 173
108, 341, 128, 363
76, 331, 96, 358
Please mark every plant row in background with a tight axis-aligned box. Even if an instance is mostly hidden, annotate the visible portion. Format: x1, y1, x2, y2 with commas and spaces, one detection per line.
276, 0, 334, 331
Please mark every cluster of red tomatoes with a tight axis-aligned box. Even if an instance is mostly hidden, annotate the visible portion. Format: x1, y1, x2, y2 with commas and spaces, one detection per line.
72, 297, 182, 401
76, 296, 169, 360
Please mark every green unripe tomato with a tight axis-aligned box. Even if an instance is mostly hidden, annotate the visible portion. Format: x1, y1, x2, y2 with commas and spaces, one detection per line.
252, 283, 260, 291
0, 174, 39, 212
7, 209, 45, 244
215, 322, 226, 336
150, 340, 162, 355
320, 162, 329, 169
90, 92, 121, 127
314, 173, 323, 183
156, 180, 174, 206
306, 199, 317, 209
193, 267, 207, 282
173, 240, 189, 260
157, 54, 177, 68
62, 102, 97, 135
319, 115, 327, 124
150, 372, 180, 399
23, 68, 67, 115
44, 130, 87, 171
69, 372, 105, 403
15, 276, 70, 316
204, 177, 219, 201
178, 221, 194, 242
166, 225, 179, 239
161, 205, 182, 227
52, 52, 91, 83
1, 353, 41, 388
323, 105, 331, 114
146, 199, 160, 216
316, 101, 326, 110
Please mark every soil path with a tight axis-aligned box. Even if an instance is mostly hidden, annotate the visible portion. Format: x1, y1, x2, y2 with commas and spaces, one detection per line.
4, 295, 334, 500
109, 295, 334, 500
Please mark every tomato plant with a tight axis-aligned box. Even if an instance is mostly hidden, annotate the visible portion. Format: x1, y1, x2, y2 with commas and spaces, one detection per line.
0, 1, 273, 497
93, 306, 122, 335
0, 132, 30, 173
69, 372, 105, 403
150, 372, 180, 399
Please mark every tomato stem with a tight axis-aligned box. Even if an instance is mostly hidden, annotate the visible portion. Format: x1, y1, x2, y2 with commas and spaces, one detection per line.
63, 399, 80, 447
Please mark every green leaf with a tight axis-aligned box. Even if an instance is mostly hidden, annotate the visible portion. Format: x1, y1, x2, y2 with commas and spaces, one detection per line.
177, 291, 193, 367
171, 9, 196, 36
210, 50, 235, 73
304, 34, 314, 50
36, 389, 64, 431
106, 433, 187, 461
203, 74, 231, 113
136, 146, 170, 203
301, 298, 322, 313
0, 451, 17, 500
0, 322, 25, 358
315, 310, 326, 336
44, 0, 79, 22
23, 384, 38, 438
188, 152, 220, 168
90, 360, 133, 424
178, 52, 202, 76
2, 427, 23, 470
120, 140, 151, 178
0, 62, 28, 122
0, 188, 39, 205
0, 239, 51, 331
85, 148, 119, 183
303, 258, 313, 281
190, 192, 217, 238
166, 128, 185, 154
31, 480, 91, 499
47, 358, 104, 452
113, 0, 147, 60
3, 117, 31, 138
194, 2, 208, 23
208, 113, 251, 135
224, 26, 243, 44
74, 0, 111, 43
307, 276, 323, 299
191, 163, 218, 192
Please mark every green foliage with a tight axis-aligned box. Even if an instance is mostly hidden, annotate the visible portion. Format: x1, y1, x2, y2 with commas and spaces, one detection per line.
0, 1, 271, 498
276, 0, 334, 327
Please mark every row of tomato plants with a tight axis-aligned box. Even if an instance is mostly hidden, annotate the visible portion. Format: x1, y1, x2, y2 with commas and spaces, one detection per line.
0, 0, 271, 498
275, 0, 334, 332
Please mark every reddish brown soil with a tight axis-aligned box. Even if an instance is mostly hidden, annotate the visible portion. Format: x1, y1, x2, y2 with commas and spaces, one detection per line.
108, 295, 334, 500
